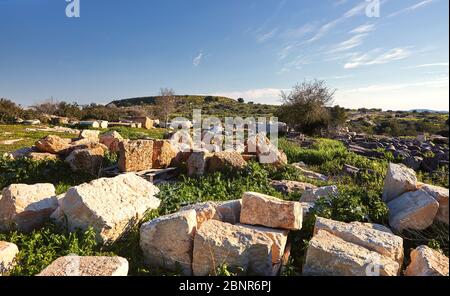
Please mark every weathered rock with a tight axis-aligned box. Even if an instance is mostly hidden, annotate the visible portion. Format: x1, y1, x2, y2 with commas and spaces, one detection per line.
240, 192, 302, 230
118, 140, 154, 172
65, 147, 105, 174
187, 152, 211, 177
215, 199, 242, 224
79, 130, 100, 142
208, 152, 247, 173
99, 131, 123, 153
291, 163, 328, 181
237, 224, 289, 266
192, 220, 273, 276
0, 183, 57, 232
382, 163, 417, 203
59, 173, 160, 243
300, 202, 315, 220
270, 180, 317, 194
180, 202, 219, 228
314, 217, 404, 265
37, 256, 129, 276
388, 189, 439, 232
26, 152, 59, 161
152, 140, 178, 169
246, 134, 287, 166
349, 222, 393, 234
418, 184, 449, 225
403, 156, 423, 171
405, 245, 449, 276
0, 241, 19, 275
300, 186, 338, 203
35, 135, 70, 154
140, 210, 197, 275
303, 230, 400, 276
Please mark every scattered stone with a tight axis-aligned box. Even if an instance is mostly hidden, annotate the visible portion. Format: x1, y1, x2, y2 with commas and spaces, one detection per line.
35, 135, 70, 154
314, 217, 404, 265
192, 220, 273, 276
291, 163, 328, 181
405, 245, 449, 276
187, 152, 211, 177
26, 152, 59, 161
208, 152, 247, 173
419, 184, 449, 225
349, 222, 393, 234
152, 140, 178, 169
0, 241, 19, 275
59, 173, 160, 243
303, 230, 399, 276
270, 180, 317, 194
382, 163, 417, 203
403, 156, 423, 171
65, 146, 105, 174
180, 202, 219, 228
0, 183, 57, 232
79, 130, 100, 142
240, 192, 302, 230
300, 185, 338, 203
118, 140, 154, 172
0, 139, 23, 145
215, 199, 242, 224
37, 256, 129, 276
387, 189, 439, 232
140, 210, 197, 275
99, 131, 123, 153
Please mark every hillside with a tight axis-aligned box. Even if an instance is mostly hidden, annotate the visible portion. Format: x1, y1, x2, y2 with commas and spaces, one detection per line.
109, 95, 279, 119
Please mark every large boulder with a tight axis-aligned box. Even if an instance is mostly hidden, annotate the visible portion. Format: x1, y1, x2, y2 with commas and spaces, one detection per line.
37, 256, 129, 276
118, 140, 154, 172
0, 183, 57, 232
300, 186, 338, 203
99, 131, 123, 153
58, 174, 160, 243
0, 241, 19, 275
35, 135, 70, 154
187, 152, 211, 177
382, 163, 417, 203
418, 184, 449, 225
140, 210, 197, 275
192, 220, 273, 276
152, 140, 178, 169
387, 189, 439, 232
208, 152, 247, 173
314, 217, 404, 265
405, 245, 449, 276
240, 192, 302, 230
303, 230, 400, 276
65, 146, 105, 175
79, 130, 100, 142
270, 180, 317, 194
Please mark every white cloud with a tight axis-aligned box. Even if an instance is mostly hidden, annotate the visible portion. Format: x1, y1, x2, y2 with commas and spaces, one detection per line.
344, 47, 413, 69
256, 28, 279, 43
388, 0, 435, 17
328, 34, 368, 53
193, 51, 203, 67
350, 23, 376, 34
408, 63, 449, 68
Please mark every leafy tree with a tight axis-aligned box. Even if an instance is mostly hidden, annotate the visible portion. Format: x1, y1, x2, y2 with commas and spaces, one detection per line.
237, 98, 245, 103
0, 98, 23, 123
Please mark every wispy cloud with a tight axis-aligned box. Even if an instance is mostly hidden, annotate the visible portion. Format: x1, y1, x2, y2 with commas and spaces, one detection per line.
193, 51, 203, 67
408, 62, 449, 68
344, 47, 413, 69
350, 23, 376, 34
328, 34, 368, 53
388, 0, 435, 17
256, 28, 279, 43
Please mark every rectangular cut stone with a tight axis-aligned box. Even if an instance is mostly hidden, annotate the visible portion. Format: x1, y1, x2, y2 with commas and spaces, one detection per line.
37, 256, 129, 276
405, 245, 449, 276
118, 140, 154, 172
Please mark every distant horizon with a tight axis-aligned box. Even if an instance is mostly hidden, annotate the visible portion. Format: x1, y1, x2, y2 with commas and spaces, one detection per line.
1, 0, 448, 111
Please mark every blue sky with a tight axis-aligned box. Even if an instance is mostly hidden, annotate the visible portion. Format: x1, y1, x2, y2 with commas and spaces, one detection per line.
0, 0, 448, 110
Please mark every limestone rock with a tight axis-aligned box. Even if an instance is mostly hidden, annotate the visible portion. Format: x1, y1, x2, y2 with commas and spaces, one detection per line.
37, 256, 129, 276
152, 140, 178, 169
303, 230, 400, 276
314, 217, 404, 265
350, 222, 393, 234
270, 180, 317, 194
300, 186, 338, 203
79, 130, 100, 142
180, 202, 219, 228
26, 152, 59, 161
208, 152, 247, 173
192, 220, 273, 276
118, 140, 154, 172
35, 135, 70, 154
187, 152, 211, 177
291, 164, 328, 181
240, 192, 302, 230
140, 210, 197, 275
0, 183, 57, 232
59, 173, 160, 243
419, 184, 449, 225
0, 241, 19, 275
388, 189, 439, 232
382, 163, 417, 203
99, 131, 123, 153
405, 245, 449, 276
215, 199, 242, 224
65, 147, 105, 175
